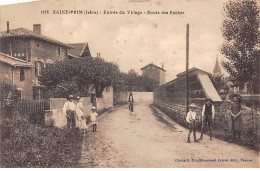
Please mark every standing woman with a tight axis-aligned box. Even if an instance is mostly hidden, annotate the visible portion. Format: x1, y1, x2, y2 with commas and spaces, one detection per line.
75, 96, 88, 134
229, 94, 243, 141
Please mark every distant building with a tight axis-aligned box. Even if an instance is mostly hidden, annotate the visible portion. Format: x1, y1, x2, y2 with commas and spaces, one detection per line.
68, 43, 92, 59
0, 22, 72, 99
141, 63, 166, 88
213, 57, 222, 78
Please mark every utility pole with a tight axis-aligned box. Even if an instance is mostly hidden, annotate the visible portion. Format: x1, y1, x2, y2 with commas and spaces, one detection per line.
186, 24, 190, 114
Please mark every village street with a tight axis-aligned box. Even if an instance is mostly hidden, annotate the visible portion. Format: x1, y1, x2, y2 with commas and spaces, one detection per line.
77, 94, 259, 168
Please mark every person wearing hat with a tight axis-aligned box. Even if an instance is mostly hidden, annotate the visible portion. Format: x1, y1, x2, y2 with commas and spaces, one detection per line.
89, 106, 99, 132
63, 95, 77, 129
229, 94, 243, 141
199, 98, 215, 140
75, 96, 88, 134
186, 103, 199, 143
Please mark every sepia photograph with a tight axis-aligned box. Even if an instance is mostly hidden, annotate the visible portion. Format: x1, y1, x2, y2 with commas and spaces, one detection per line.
0, 0, 259, 168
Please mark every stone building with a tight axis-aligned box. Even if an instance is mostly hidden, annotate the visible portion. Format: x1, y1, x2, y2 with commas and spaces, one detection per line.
0, 22, 72, 99
141, 63, 166, 88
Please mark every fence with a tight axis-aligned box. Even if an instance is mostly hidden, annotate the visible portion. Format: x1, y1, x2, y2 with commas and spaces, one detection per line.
1, 99, 50, 125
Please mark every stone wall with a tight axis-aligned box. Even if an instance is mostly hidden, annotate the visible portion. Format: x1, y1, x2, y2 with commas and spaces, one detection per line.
114, 91, 153, 105
45, 86, 113, 128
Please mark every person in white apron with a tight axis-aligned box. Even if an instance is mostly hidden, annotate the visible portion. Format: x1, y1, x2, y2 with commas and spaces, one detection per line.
75, 96, 88, 134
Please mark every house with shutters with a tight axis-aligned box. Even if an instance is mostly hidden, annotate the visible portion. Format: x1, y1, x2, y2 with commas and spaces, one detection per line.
0, 22, 72, 99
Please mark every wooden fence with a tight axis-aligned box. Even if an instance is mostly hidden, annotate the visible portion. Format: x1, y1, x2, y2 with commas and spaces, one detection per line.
1, 99, 50, 125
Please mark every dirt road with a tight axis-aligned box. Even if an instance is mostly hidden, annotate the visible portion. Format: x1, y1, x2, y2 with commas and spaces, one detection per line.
78, 96, 259, 168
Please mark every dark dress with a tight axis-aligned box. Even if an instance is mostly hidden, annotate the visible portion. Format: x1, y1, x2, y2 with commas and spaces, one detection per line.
231, 102, 243, 132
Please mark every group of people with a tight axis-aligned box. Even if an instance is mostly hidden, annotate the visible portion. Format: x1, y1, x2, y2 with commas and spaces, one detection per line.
63, 95, 99, 133
186, 93, 243, 143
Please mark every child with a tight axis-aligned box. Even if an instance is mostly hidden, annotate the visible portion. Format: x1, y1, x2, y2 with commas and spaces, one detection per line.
186, 103, 199, 143
229, 94, 243, 141
89, 106, 99, 132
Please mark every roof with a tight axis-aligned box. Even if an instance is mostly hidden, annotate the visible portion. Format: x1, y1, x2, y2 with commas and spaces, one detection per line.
157, 67, 211, 88
68, 43, 91, 58
0, 52, 35, 67
141, 63, 166, 72
176, 67, 210, 77
0, 28, 72, 48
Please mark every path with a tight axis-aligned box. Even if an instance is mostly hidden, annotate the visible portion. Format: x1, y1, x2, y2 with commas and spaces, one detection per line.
77, 95, 259, 168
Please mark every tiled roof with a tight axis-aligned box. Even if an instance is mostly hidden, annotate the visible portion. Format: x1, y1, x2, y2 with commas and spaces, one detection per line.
141, 63, 166, 72
0, 28, 72, 48
68, 43, 92, 58
0, 52, 35, 67
68, 43, 87, 57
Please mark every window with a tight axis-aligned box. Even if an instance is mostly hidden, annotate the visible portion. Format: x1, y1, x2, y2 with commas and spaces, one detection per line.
20, 68, 25, 81
35, 61, 44, 76
33, 87, 44, 100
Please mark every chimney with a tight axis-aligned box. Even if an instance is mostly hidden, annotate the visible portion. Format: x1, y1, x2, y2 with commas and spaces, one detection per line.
33, 24, 41, 34
7, 21, 10, 33
97, 53, 101, 58
162, 63, 164, 69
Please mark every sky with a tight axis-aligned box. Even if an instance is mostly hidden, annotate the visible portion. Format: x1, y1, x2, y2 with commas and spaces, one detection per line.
0, 0, 228, 82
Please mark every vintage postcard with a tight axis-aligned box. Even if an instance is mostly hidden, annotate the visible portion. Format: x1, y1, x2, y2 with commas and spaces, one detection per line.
0, 0, 259, 168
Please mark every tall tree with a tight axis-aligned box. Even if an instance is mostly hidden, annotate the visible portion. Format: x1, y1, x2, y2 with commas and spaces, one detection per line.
221, 0, 259, 92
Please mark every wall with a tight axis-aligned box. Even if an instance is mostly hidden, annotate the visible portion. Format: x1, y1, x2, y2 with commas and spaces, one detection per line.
96, 86, 113, 110
49, 97, 93, 128
159, 69, 166, 85
13, 67, 35, 99
114, 91, 153, 105
30, 39, 67, 63
127, 91, 153, 103
113, 91, 128, 105
46, 86, 113, 128
0, 63, 35, 99
0, 63, 12, 83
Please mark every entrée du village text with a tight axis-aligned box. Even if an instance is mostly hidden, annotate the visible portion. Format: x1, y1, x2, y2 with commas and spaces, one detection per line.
41, 10, 184, 15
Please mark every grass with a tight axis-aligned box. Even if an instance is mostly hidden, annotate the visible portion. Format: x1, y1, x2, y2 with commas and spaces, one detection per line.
0, 112, 83, 168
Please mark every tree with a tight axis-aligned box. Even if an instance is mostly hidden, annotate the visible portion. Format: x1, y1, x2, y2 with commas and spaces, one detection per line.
220, 0, 259, 92
40, 57, 120, 98
211, 76, 226, 92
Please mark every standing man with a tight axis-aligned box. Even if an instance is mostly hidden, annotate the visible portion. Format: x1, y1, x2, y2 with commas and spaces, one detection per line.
128, 92, 134, 114
63, 95, 77, 129
199, 98, 215, 141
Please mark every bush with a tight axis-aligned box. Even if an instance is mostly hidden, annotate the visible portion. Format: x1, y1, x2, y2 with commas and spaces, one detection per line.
0, 112, 83, 167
